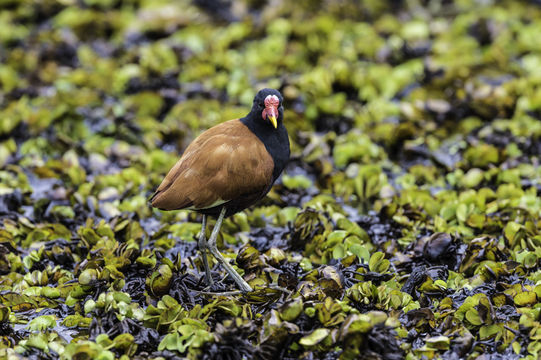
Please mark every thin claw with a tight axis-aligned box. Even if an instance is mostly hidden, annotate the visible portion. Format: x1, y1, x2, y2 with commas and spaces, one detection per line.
207, 207, 253, 292
198, 215, 213, 286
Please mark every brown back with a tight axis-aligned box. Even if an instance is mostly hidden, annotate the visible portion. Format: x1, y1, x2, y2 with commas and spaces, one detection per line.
151, 119, 275, 211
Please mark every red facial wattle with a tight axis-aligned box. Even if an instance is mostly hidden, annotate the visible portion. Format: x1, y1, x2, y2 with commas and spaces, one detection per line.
262, 94, 280, 128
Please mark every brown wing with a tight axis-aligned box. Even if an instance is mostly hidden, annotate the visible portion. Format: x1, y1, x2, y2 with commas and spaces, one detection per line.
150, 119, 275, 211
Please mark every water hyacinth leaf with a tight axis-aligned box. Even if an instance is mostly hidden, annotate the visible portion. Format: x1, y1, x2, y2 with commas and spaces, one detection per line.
169, 223, 202, 240
84, 299, 96, 314
80, 228, 102, 246
41, 287, 61, 299
335, 218, 364, 237
112, 291, 131, 304
425, 335, 450, 350
456, 203, 470, 223
319, 266, 343, 297
61, 341, 115, 360
515, 251, 537, 269
354, 165, 388, 202
27, 315, 57, 332
465, 308, 483, 326
332, 243, 345, 259
25, 333, 49, 351
62, 314, 92, 327
136, 254, 157, 268
504, 221, 524, 247
0, 307, 10, 323
95, 334, 113, 348
79, 268, 99, 285
527, 341, 541, 356
113, 333, 136, 353
479, 324, 502, 340
280, 298, 304, 322
368, 252, 390, 273
158, 325, 213, 353
466, 213, 486, 229
146, 264, 173, 296
535, 284, 541, 299
460, 168, 484, 188
158, 333, 179, 352
514, 291, 537, 306
512, 341, 521, 354
282, 174, 313, 189
299, 328, 330, 346
349, 243, 370, 263
464, 144, 499, 168
265, 247, 286, 266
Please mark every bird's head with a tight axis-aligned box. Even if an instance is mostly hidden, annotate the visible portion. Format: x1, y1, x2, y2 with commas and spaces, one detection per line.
252, 88, 283, 129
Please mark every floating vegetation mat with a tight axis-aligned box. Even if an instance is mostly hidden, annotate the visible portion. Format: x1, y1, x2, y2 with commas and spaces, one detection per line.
1, 0, 541, 359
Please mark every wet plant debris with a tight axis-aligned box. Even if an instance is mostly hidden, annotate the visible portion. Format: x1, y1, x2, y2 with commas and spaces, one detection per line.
1, 0, 541, 359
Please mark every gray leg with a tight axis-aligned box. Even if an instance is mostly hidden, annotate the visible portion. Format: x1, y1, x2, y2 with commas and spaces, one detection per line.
198, 215, 213, 286
207, 207, 253, 292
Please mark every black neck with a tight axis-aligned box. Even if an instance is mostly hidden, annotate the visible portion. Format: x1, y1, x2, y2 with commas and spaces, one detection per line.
241, 115, 290, 182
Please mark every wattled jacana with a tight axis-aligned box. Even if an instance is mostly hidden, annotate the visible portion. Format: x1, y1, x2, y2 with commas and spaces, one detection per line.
151, 89, 290, 292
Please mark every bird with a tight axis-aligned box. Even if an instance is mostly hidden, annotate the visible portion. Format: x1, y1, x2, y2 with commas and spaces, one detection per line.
150, 88, 290, 292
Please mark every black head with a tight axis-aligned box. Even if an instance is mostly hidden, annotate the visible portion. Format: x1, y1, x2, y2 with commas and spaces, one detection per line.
242, 88, 290, 183
249, 88, 284, 129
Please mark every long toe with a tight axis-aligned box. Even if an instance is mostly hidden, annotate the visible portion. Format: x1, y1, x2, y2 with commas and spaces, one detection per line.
240, 283, 252, 292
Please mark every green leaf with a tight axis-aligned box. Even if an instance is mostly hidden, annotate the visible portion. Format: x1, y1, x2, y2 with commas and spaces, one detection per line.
465, 308, 482, 326
158, 333, 178, 352
368, 252, 389, 272
514, 291, 537, 306
299, 328, 330, 346
460, 168, 484, 188
25, 332, 49, 351
282, 174, 313, 189
337, 218, 368, 238
350, 243, 370, 263
28, 315, 56, 332
425, 335, 450, 350
280, 298, 304, 322
79, 269, 99, 285
332, 243, 345, 259
456, 203, 469, 223
62, 314, 92, 328
479, 324, 501, 339
504, 222, 523, 247
512, 341, 521, 354
41, 287, 61, 299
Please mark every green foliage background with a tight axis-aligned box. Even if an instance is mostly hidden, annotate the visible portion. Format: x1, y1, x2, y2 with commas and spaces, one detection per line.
1, 0, 541, 359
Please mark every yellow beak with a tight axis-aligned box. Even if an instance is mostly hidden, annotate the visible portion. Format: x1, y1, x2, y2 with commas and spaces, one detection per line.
269, 115, 277, 129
